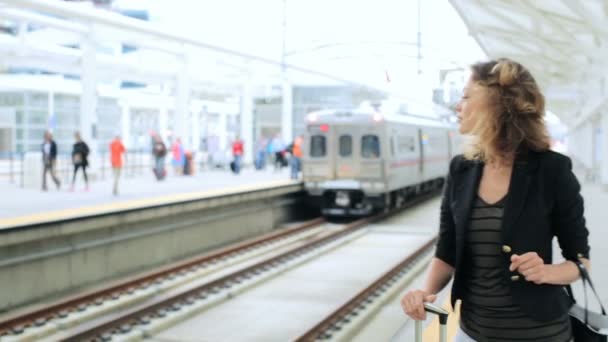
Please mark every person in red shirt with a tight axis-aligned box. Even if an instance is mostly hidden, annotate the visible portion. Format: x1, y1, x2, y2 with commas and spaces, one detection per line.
290, 135, 303, 180
109, 135, 126, 195
231, 136, 244, 174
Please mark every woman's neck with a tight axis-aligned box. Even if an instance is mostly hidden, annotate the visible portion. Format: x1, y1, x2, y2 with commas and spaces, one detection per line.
487, 156, 514, 170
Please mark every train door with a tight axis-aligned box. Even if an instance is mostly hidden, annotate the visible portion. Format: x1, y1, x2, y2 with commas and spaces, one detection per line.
334, 125, 358, 179
417, 128, 425, 177
360, 128, 383, 180
304, 123, 333, 180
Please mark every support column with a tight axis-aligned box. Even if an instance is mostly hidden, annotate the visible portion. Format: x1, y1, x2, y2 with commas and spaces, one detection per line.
601, 112, 608, 190
281, 79, 293, 143
80, 32, 98, 154
241, 79, 254, 165
121, 102, 130, 149
175, 53, 190, 149
47, 90, 55, 131
218, 112, 227, 156
159, 105, 168, 143
191, 109, 200, 152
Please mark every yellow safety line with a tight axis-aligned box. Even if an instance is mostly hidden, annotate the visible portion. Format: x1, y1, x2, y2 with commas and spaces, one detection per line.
423, 297, 460, 341
0, 179, 299, 230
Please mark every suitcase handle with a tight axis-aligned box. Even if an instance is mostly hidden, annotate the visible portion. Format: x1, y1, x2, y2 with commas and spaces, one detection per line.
423, 303, 449, 323
414, 303, 449, 342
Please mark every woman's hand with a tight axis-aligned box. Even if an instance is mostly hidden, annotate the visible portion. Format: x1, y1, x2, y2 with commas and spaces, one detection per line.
400, 290, 437, 320
509, 252, 547, 284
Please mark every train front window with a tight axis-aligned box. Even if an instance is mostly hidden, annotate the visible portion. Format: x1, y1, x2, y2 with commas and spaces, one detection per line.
339, 135, 352, 157
361, 135, 380, 158
310, 135, 326, 157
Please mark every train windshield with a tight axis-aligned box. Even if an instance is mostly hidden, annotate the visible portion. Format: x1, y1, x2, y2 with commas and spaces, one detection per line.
361, 135, 380, 158
310, 135, 327, 157
339, 135, 352, 157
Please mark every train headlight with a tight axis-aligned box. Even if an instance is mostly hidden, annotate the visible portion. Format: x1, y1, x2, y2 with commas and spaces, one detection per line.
335, 191, 350, 207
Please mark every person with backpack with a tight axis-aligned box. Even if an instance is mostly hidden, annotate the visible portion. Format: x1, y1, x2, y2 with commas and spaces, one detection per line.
290, 135, 303, 180
70, 131, 90, 191
152, 134, 167, 180
41, 130, 60, 191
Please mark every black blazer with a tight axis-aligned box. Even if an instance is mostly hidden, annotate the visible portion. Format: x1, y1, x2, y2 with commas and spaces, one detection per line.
435, 149, 590, 322
72, 141, 90, 166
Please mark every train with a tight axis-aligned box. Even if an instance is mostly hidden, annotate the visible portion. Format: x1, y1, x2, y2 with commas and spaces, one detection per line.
302, 104, 461, 216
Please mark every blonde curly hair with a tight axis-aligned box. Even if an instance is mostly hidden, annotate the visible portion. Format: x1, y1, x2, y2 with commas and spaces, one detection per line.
463, 58, 551, 162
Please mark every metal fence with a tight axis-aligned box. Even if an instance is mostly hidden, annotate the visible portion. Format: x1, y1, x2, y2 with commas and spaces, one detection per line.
0, 150, 155, 188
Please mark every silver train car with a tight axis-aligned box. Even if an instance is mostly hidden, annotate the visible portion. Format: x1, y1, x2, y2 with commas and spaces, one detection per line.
302, 108, 461, 216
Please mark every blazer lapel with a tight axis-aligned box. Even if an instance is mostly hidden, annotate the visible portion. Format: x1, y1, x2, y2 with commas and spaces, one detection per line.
453, 161, 483, 266
502, 153, 537, 243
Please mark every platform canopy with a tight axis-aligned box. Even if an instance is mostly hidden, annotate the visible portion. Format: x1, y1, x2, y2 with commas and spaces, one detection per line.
449, 0, 608, 127
0, 0, 487, 100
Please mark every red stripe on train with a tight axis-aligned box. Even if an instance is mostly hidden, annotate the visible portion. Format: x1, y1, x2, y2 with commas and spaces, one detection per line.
389, 156, 451, 169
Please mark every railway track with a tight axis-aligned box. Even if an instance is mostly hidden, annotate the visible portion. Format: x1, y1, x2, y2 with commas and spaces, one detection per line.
0, 217, 328, 341
1, 190, 441, 342
295, 236, 436, 341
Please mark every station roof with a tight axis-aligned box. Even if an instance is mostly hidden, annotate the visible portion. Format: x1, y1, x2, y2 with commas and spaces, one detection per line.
449, 0, 608, 127
0, 0, 483, 100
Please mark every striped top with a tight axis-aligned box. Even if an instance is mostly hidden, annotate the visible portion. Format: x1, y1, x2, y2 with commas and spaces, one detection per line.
459, 196, 572, 342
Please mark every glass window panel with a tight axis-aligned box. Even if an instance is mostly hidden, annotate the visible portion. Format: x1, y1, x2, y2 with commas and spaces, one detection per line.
339, 135, 352, 157
310, 135, 326, 157
361, 135, 380, 158
26, 92, 48, 107
28, 110, 47, 125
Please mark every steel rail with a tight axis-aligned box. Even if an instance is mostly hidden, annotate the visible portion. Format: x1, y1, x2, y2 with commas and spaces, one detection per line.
59, 189, 441, 341
59, 216, 373, 342
295, 236, 437, 341
0, 217, 324, 336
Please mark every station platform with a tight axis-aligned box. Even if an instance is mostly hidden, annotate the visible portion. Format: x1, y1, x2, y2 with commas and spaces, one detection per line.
0, 168, 298, 229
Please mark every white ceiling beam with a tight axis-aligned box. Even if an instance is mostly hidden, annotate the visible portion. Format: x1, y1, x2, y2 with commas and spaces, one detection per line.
571, 94, 608, 129
477, 24, 572, 50
448, 0, 491, 58
0, 8, 87, 33
0, 0, 387, 92
518, 1, 579, 45
561, 0, 608, 37
474, 1, 569, 65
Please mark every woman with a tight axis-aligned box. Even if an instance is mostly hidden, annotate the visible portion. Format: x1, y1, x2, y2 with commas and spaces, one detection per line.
71, 131, 90, 191
401, 58, 590, 342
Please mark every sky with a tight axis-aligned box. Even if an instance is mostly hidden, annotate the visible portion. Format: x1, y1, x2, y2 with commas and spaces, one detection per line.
113, 0, 486, 99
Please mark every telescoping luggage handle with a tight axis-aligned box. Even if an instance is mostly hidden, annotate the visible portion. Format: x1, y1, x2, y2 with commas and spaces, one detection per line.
415, 302, 450, 342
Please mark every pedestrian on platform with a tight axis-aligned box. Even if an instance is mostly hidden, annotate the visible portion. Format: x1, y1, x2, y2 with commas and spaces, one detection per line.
109, 135, 126, 196
231, 136, 244, 174
171, 138, 185, 175
400, 58, 591, 342
41, 130, 60, 191
152, 134, 167, 180
70, 131, 90, 191
289, 135, 303, 180
271, 134, 285, 171
254, 136, 267, 170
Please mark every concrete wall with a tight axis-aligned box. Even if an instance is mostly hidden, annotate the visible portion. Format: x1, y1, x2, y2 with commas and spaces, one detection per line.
0, 188, 312, 312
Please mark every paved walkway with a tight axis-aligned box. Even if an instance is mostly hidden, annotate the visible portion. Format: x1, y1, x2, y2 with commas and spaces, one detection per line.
0, 167, 296, 220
